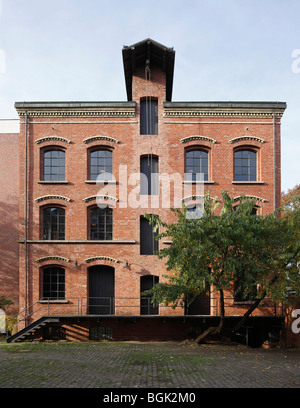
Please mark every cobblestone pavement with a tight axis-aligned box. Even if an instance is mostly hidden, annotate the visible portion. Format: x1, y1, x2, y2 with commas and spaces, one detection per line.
0, 340, 299, 388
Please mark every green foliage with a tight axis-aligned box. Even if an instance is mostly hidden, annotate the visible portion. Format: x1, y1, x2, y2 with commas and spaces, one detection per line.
0, 296, 13, 311
144, 190, 300, 313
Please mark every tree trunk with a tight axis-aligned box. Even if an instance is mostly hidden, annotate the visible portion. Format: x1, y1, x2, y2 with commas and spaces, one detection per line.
195, 289, 225, 344
232, 291, 267, 333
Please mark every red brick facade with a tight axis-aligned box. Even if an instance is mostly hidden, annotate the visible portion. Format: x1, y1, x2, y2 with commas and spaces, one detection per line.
11, 39, 289, 342
0, 122, 19, 316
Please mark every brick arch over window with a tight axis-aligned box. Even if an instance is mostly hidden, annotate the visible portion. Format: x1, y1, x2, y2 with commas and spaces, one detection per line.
41, 146, 66, 181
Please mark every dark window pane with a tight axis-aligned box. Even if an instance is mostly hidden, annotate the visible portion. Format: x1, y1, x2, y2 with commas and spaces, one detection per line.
43, 150, 65, 181
43, 207, 65, 240
140, 156, 159, 195
140, 99, 158, 135
185, 150, 208, 181
90, 150, 112, 180
234, 150, 257, 181
140, 216, 158, 255
43, 267, 65, 299
89, 207, 113, 240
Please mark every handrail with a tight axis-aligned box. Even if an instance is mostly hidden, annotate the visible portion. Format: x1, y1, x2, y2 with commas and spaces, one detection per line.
6, 295, 283, 338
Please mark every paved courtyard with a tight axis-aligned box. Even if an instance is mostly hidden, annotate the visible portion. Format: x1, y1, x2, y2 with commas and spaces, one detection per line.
0, 339, 299, 389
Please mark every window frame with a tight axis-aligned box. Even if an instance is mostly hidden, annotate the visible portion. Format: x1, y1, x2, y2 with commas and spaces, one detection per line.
140, 97, 158, 135
88, 205, 113, 241
88, 147, 113, 181
234, 148, 258, 182
41, 147, 66, 182
140, 155, 159, 196
42, 266, 65, 300
41, 206, 65, 240
140, 215, 158, 255
184, 147, 209, 182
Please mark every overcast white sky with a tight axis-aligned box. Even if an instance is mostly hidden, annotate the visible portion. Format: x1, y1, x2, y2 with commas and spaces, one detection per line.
0, 0, 299, 193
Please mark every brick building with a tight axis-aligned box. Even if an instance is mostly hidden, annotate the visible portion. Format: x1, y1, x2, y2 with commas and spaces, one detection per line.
8, 39, 287, 343
0, 120, 20, 316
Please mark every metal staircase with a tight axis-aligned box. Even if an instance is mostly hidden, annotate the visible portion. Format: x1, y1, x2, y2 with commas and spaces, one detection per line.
7, 317, 59, 343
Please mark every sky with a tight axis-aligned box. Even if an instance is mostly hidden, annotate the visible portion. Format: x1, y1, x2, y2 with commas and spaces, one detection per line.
0, 0, 299, 193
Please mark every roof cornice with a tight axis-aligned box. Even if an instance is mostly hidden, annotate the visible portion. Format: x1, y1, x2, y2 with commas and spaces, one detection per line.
15, 101, 136, 117
164, 101, 287, 118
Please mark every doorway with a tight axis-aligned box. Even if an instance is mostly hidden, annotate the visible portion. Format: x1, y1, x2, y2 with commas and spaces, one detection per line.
88, 265, 115, 314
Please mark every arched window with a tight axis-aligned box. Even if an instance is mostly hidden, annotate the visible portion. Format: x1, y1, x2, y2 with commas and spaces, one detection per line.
234, 149, 257, 181
89, 206, 113, 240
43, 149, 65, 181
89, 149, 113, 181
42, 266, 65, 299
42, 207, 65, 240
185, 149, 208, 181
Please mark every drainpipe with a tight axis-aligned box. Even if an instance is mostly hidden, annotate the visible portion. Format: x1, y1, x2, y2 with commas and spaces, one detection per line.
24, 112, 28, 326
273, 113, 276, 212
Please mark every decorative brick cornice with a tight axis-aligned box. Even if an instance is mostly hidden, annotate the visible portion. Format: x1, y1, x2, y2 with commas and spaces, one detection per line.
15, 102, 136, 118
229, 136, 265, 144
35, 136, 71, 144
233, 195, 267, 203
83, 195, 118, 203
163, 102, 286, 119
35, 195, 71, 203
83, 136, 120, 144
35, 256, 70, 263
180, 136, 217, 144
164, 109, 285, 118
84, 256, 119, 264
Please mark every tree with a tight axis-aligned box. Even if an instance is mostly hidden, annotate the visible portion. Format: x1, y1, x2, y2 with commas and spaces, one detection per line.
0, 296, 13, 311
144, 191, 298, 343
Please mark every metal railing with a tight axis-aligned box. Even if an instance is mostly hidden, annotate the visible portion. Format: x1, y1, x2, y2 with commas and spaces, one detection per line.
6, 295, 282, 338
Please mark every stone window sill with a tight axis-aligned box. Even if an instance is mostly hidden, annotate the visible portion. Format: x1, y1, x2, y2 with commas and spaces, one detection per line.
38, 180, 69, 184
232, 181, 264, 184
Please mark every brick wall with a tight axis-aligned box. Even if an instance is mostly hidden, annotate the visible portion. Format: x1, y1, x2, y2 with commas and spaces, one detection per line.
0, 131, 19, 315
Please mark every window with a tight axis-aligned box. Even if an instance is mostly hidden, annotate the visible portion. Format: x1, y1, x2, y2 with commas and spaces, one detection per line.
140, 99, 158, 135
234, 279, 257, 302
89, 207, 113, 240
140, 156, 159, 195
140, 216, 158, 255
185, 149, 208, 181
43, 150, 65, 181
234, 150, 257, 181
43, 267, 65, 299
140, 275, 159, 315
43, 207, 65, 240
90, 149, 112, 181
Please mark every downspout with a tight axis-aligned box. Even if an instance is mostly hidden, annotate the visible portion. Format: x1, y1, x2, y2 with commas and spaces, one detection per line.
24, 112, 28, 326
273, 113, 276, 212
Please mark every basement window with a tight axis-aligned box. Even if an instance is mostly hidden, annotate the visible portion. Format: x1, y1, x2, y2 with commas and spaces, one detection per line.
89, 327, 113, 341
